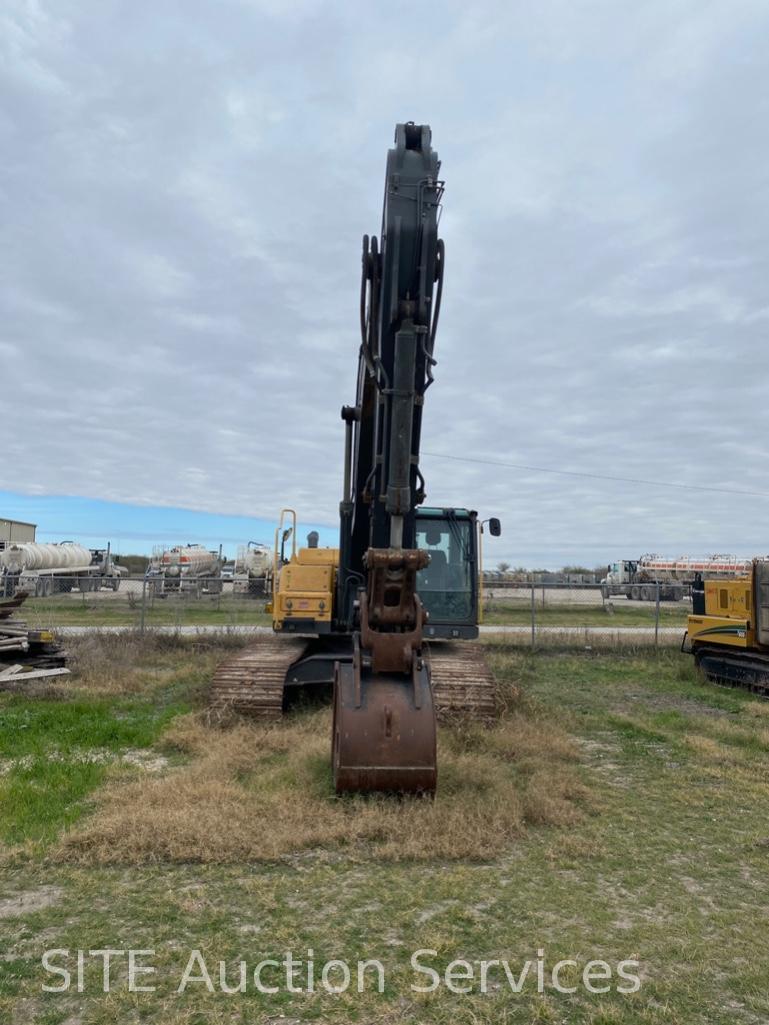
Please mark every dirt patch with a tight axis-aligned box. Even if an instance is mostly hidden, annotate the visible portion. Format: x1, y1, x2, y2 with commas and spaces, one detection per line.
0, 748, 168, 775
0, 885, 64, 919
120, 749, 169, 773
614, 690, 734, 718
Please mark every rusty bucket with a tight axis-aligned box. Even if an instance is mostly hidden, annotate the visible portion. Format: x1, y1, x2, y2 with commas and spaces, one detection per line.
332, 661, 437, 795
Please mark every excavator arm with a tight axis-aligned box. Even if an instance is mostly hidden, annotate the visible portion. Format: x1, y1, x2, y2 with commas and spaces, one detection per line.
333, 123, 445, 793
337, 122, 444, 625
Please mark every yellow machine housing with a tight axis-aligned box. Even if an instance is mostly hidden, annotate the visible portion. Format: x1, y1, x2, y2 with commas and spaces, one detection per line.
273, 546, 338, 629
267, 510, 339, 632
687, 577, 753, 649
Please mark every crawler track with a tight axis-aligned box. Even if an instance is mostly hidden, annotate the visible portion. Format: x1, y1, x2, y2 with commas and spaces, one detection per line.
209, 637, 309, 718
428, 641, 497, 719
695, 645, 769, 698
209, 637, 497, 721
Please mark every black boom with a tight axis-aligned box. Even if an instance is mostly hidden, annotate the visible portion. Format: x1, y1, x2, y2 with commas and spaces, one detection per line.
336, 122, 445, 629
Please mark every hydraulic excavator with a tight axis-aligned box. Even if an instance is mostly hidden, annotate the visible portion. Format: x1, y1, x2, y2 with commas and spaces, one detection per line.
210, 122, 501, 794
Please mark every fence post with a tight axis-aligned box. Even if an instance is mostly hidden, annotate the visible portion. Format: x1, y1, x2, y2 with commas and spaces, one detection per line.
655, 580, 660, 650
140, 574, 147, 636
531, 581, 536, 650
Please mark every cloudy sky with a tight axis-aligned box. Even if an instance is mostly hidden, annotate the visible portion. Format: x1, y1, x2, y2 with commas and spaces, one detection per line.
2, 0, 768, 567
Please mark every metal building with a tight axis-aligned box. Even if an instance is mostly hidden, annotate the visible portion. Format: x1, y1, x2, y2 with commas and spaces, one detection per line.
0, 518, 37, 550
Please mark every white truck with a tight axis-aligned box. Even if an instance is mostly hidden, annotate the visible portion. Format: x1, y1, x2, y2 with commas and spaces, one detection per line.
0, 542, 124, 597
233, 542, 273, 597
148, 544, 224, 595
601, 555, 752, 601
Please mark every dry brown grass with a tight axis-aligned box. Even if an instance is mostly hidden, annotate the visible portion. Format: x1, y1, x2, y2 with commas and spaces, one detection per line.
683, 734, 738, 764
744, 699, 769, 719
65, 631, 250, 696
57, 693, 588, 864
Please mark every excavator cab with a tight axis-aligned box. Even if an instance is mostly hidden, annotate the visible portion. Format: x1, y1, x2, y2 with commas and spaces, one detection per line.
416, 508, 483, 639
269, 505, 497, 643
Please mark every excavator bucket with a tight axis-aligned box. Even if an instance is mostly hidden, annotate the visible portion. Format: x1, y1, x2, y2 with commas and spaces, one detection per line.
332, 661, 437, 795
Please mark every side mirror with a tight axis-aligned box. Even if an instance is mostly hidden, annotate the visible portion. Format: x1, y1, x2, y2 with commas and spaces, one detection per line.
488, 518, 501, 537
280, 526, 293, 564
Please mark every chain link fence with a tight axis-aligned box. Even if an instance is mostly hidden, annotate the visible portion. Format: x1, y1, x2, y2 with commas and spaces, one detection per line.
4, 573, 691, 650
481, 581, 689, 649
6, 574, 271, 633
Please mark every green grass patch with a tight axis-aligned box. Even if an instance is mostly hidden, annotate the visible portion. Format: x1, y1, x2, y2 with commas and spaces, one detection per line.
21, 595, 271, 628
0, 695, 186, 844
0, 696, 183, 759
0, 634, 221, 847
20, 595, 687, 630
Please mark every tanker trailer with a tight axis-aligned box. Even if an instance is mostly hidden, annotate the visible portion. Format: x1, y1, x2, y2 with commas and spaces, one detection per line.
149, 544, 223, 596
233, 541, 273, 597
0, 542, 123, 597
601, 554, 753, 601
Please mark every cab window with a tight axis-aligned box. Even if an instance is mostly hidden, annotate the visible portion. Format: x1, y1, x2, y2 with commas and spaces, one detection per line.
416, 516, 472, 622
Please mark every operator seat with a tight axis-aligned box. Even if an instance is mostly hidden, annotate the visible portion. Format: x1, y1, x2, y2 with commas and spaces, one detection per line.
422, 549, 448, 591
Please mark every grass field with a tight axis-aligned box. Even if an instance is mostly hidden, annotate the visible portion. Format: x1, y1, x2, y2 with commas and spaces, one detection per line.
482, 602, 689, 627
1, 636, 767, 1023
20, 595, 272, 629
19, 595, 688, 630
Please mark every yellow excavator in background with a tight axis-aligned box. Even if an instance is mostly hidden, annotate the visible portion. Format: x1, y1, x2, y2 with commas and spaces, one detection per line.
209, 123, 501, 794
684, 561, 769, 693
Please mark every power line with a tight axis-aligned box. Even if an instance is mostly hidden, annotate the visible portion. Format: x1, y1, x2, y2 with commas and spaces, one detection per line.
421, 451, 769, 499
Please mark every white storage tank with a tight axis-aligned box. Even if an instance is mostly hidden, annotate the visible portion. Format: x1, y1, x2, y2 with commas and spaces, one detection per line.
159, 545, 219, 576
0, 542, 92, 574
236, 543, 273, 577
638, 555, 753, 582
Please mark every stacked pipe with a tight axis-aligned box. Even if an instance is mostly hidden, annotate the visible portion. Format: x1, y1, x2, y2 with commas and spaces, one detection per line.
0, 620, 29, 654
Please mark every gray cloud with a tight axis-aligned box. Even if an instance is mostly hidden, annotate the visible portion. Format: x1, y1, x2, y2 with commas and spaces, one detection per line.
2, 0, 768, 567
